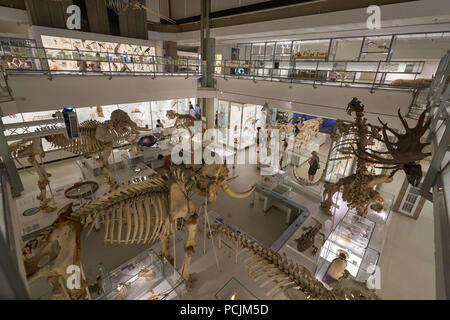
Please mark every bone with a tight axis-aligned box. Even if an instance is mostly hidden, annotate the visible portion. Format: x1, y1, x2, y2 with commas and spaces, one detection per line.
259, 274, 289, 289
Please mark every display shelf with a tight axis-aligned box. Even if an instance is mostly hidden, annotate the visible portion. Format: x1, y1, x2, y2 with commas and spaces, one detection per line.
98, 249, 185, 300
215, 277, 258, 300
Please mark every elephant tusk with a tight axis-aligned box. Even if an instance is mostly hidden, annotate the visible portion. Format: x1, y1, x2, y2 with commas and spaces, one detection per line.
221, 184, 255, 199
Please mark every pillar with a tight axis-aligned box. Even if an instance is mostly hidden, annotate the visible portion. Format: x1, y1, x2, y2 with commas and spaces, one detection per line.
164, 41, 178, 73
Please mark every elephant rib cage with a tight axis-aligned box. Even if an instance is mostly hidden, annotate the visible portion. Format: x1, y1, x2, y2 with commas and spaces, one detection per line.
74, 175, 175, 245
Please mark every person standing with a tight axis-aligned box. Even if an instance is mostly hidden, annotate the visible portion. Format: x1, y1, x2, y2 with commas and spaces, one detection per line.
256, 127, 261, 152
307, 151, 320, 181
158, 154, 172, 172
215, 111, 219, 128
279, 138, 288, 170
195, 104, 201, 120
189, 105, 196, 118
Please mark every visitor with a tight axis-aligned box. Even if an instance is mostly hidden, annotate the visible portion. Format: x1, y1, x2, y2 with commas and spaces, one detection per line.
307, 151, 320, 181
294, 118, 303, 137
78, 59, 88, 73
256, 127, 261, 152
189, 105, 196, 118
195, 104, 201, 120
92, 53, 102, 72
158, 154, 172, 172
215, 112, 219, 128
279, 138, 288, 170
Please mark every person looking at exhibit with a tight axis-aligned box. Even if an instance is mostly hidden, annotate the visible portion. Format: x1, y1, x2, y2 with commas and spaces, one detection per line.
307, 151, 320, 181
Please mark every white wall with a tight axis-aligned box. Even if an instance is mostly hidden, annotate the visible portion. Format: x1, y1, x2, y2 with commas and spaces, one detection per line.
216, 78, 415, 130
4, 75, 204, 114
29, 25, 158, 48
4, 74, 417, 130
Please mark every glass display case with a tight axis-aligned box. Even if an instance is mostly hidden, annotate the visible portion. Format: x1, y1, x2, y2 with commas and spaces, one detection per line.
41, 35, 156, 73
228, 102, 242, 147
150, 99, 179, 129
293, 39, 330, 59
119, 102, 152, 129
215, 277, 258, 300
315, 210, 380, 285
98, 249, 185, 300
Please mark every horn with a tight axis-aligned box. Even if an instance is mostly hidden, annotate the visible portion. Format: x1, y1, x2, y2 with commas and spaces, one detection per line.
221, 184, 255, 199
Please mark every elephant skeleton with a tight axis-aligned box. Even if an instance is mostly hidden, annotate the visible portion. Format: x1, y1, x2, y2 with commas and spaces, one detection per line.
22, 165, 255, 299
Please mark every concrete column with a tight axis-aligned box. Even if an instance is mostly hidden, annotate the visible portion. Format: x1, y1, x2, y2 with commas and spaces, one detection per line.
203, 98, 215, 130
164, 41, 178, 73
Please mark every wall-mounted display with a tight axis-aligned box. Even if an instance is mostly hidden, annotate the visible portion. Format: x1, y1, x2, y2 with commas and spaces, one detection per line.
40, 35, 156, 73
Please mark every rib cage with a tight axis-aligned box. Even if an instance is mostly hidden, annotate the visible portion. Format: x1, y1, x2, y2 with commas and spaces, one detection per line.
42, 120, 134, 157
210, 224, 380, 300
74, 174, 177, 245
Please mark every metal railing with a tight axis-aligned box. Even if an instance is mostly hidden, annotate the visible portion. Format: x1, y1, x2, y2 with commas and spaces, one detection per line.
214, 59, 426, 91
1, 45, 201, 78
0, 44, 429, 91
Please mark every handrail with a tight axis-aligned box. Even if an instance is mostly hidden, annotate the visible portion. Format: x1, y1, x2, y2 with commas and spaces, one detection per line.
0, 44, 430, 90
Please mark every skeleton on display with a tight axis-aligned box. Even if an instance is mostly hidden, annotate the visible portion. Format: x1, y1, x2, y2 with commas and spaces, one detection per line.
10, 138, 55, 211
293, 117, 323, 152
42, 109, 149, 190
315, 98, 430, 217
209, 224, 379, 300
22, 165, 255, 298
22, 203, 88, 300
294, 222, 322, 256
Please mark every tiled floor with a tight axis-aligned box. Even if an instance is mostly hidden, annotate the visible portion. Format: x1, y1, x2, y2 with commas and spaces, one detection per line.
17, 149, 436, 299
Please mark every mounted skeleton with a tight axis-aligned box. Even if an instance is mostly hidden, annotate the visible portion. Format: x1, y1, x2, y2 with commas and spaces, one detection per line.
311, 98, 430, 217
10, 138, 55, 211
22, 165, 255, 299
210, 224, 379, 300
43, 109, 149, 190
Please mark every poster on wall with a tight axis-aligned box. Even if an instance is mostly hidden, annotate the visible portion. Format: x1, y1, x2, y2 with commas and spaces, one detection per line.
292, 113, 336, 133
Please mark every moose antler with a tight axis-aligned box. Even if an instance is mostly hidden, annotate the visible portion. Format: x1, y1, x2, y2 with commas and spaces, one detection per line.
352, 109, 431, 186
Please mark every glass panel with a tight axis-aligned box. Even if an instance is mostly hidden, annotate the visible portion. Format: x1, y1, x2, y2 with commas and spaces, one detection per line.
228, 103, 242, 147
151, 100, 178, 128
332, 37, 363, 60
242, 105, 257, 148
293, 39, 330, 59
264, 42, 275, 60
118, 102, 151, 128
251, 43, 265, 61
274, 41, 292, 61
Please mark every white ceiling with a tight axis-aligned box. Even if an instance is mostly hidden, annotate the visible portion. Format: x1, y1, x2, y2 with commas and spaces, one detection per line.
153, 0, 450, 46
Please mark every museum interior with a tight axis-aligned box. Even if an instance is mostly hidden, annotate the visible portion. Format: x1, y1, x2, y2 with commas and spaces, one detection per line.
0, 0, 449, 301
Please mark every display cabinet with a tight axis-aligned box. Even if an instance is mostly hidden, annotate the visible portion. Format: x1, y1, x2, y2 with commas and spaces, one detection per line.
215, 277, 258, 300
98, 249, 185, 300
315, 210, 380, 285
